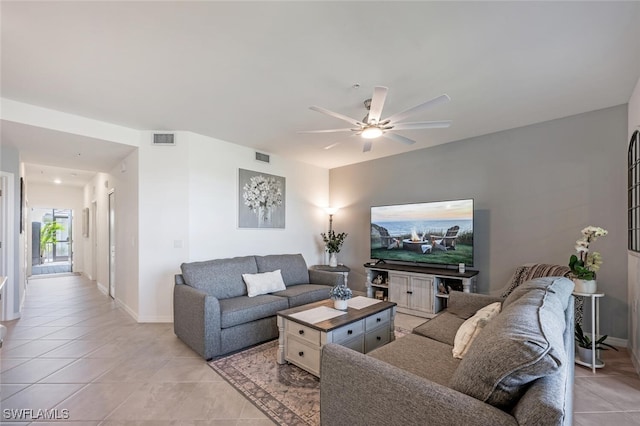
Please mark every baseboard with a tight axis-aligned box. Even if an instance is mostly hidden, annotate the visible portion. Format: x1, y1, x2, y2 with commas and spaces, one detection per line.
116, 298, 139, 322
80, 271, 94, 281
112, 298, 171, 323
607, 336, 628, 348
96, 282, 108, 295
632, 347, 640, 375
135, 314, 173, 323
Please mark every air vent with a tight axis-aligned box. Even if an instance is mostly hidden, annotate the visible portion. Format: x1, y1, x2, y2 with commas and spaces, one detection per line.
255, 152, 270, 163
152, 133, 176, 146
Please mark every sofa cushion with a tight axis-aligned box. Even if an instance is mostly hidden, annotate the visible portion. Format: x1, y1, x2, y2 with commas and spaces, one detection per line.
255, 254, 309, 286
271, 284, 332, 308
219, 295, 289, 328
242, 270, 287, 297
448, 291, 505, 320
181, 256, 256, 299
452, 302, 502, 359
369, 334, 461, 386
449, 277, 573, 410
412, 312, 465, 346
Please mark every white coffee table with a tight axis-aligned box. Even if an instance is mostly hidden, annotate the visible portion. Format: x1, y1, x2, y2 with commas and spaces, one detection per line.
276, 297, 396, 377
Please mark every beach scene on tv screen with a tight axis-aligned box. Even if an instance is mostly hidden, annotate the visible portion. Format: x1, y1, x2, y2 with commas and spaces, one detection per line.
370, 200, 473, 266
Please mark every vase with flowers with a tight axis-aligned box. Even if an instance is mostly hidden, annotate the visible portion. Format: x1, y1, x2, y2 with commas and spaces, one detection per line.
568, 226, 608, 294
329, 282, 352, 310
321, 230, 348, 267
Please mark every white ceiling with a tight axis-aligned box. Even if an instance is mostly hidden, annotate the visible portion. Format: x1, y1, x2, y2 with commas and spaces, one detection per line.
2, 1, 640, 181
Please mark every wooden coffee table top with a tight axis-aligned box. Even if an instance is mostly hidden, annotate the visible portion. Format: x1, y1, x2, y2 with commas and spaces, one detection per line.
277, 298, 396, 332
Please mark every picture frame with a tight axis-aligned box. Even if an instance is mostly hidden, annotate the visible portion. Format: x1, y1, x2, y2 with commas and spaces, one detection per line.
238, 169, 286, 229
82, 207, 89, 237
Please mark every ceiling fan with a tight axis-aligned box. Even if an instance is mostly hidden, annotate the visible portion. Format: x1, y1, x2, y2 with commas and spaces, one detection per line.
299, 86, 452, 152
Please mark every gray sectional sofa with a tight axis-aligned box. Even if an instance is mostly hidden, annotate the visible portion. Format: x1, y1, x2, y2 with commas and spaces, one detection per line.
174, 254, 343, 360
320, 277, 575, 426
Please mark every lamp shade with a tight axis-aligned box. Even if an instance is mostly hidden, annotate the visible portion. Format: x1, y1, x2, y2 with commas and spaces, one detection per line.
325, 207, 339, 215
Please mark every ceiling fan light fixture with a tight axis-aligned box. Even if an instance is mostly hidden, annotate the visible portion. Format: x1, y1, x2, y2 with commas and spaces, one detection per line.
361, 126, 383, 139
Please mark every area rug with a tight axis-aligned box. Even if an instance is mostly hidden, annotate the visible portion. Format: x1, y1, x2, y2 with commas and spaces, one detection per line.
208, 327, 410, 426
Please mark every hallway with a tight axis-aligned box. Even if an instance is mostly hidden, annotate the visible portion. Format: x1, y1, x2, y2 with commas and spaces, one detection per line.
0, 274, 273, 425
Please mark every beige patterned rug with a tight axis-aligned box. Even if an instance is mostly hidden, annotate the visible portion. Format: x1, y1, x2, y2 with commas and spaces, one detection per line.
208, 327, 410, 426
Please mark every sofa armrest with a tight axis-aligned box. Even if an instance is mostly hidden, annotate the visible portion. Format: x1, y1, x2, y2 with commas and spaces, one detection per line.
320, 344, 517, 426
173, 283, 221, 360
308, 269, 344, 286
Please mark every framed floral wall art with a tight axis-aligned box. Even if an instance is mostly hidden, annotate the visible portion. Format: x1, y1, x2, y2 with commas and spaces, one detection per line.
238, 169, 286, 228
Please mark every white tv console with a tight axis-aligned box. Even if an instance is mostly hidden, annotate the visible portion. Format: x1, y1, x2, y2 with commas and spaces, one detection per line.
364, 263, 479, 318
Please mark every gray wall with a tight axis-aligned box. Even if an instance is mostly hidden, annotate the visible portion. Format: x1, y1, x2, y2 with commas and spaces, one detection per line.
330, 104, 628, 340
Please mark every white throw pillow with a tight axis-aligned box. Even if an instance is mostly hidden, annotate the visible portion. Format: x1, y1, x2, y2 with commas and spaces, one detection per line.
242, 270, 287, 297
452, 302, 502, 359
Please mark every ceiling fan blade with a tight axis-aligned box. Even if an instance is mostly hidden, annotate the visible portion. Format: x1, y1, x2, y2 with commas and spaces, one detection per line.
298, 128, 355, 134
368, 86, 388, 124
390, 120, 452, 130
363, 140, 373, 152
384, 94, 451, 124
323, 142, 341, 150
309, 105, 362, 126
383, 132, 416, 145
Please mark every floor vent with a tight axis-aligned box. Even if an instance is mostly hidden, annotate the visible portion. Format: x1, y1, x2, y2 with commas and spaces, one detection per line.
152, 133, 176, 146
255, 152, 270, 163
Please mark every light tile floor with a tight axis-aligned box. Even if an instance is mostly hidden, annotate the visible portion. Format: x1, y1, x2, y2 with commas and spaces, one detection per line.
1, 274, 639, 425
1, 275, 273, 425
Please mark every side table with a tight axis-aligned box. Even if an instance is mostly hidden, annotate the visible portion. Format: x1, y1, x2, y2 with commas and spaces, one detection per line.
310, 264, 350, 287
573, 291, 605, 373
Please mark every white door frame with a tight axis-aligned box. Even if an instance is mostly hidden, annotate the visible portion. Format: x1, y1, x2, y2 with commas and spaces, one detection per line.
91, 200, 97, 281
108, 189, 115, 299
0, 172, 16, 321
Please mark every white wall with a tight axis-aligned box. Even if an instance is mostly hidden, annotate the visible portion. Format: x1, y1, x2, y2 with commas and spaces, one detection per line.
108, 150, 139, 319
330, 105, 628, 341
136, 131, 329, 322
4, 101, 331, 324
28, 182, 85, 274
628, 76, 640, 374
0, 144, 22, 319
82, 151, 139, 321
137, 133, 185, 323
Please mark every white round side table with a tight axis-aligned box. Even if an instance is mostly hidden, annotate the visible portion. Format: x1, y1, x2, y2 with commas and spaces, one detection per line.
572, 291, 605, 374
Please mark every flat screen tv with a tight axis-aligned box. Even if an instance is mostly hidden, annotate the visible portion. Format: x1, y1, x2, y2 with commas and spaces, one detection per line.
370, 199, 474, 267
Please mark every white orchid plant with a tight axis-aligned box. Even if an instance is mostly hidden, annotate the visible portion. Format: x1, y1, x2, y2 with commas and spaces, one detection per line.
569, 226, 608, 280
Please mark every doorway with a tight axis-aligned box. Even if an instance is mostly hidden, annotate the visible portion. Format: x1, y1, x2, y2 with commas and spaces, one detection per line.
31, 208, 72, 275
108, 190, 115, 299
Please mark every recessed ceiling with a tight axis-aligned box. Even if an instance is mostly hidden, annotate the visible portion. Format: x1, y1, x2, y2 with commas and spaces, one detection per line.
1, 120, 136, 186
2, 1, 640, 171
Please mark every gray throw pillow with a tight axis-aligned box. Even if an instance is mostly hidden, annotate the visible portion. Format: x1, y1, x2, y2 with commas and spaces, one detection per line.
449, 277, 573, 410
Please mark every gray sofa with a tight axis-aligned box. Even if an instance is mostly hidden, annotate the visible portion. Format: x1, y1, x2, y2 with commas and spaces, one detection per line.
320, 277, 575, 426
174, 254, 343, 360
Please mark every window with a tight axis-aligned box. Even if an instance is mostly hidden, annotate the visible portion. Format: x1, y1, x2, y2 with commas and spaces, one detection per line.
629, 130, 640, 251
